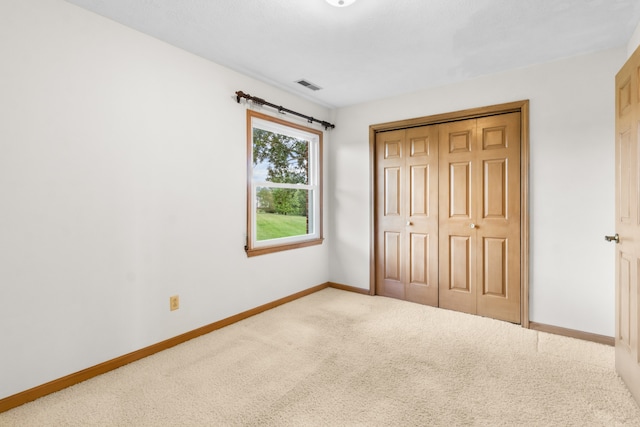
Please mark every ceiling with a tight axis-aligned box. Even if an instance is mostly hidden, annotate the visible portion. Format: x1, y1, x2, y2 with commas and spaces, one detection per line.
65, 0, 640, 108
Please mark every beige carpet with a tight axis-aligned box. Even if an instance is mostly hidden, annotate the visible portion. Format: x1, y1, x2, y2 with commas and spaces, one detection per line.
2, 288, 639, 426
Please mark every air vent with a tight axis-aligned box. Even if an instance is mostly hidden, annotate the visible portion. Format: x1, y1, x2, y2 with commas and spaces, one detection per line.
296, 79, 322, 91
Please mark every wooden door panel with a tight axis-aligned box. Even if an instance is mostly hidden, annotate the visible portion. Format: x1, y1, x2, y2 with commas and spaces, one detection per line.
450, 162, 472, 217
619, 127, 632, 223
449, 235, 471, 292
409, 232, 429, 284
619, 77, 632, 117
441, 234, 475, 314
618, 253, 631, 348
410, 165, 429, 216
406, 232, 434, 303
385, 139, 402, 159
476, 230, 520, 320
615, 45, 640, 406
383, 231, 403, 298
384, 232, 401, 281
483, 237, 506, 297
449, 130, 472, 153
385, 167, 401, 216
483, 159, 507, 219
481, 124, 508, 150
410, 134, 430, 156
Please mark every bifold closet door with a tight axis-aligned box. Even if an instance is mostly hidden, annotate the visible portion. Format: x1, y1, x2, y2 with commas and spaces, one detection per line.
438, 113, 521, 323
375, 125, 439, 306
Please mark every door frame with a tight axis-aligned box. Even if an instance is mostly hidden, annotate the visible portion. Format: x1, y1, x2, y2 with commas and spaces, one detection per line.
369, 100, 530, 326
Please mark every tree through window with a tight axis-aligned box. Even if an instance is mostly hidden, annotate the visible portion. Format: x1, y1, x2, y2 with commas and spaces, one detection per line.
246, 111, 323, 256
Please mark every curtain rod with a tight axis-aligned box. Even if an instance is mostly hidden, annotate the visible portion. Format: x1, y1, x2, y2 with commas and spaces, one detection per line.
235, 91, 335, 130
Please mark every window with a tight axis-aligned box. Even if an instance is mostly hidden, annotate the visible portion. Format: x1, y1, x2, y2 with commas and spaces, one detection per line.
245, 110, 323, 256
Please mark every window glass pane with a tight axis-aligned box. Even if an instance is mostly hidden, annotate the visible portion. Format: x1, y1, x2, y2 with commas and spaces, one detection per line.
253, 129, 309, 185
247, 111, 322, 256
255, 187, 310, 241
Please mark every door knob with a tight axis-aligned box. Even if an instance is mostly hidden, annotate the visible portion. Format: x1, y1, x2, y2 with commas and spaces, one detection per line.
406, 221, 413, 226
604, 233, 619, 243
470, 223, 477, 229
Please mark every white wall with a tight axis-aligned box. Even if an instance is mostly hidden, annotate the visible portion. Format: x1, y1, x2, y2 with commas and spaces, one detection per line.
0, 0, 330, 399
628, 19, 640, 57
328, 47, 626, 337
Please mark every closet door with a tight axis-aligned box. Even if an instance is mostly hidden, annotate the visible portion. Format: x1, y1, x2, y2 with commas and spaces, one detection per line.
438, 113, 521, 323
437, 120, 478, 314
476, 113, 521, 322
375, 125, 439, 306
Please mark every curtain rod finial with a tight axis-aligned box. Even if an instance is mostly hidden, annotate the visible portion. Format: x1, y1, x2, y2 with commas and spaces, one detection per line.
235, 90, 248, 104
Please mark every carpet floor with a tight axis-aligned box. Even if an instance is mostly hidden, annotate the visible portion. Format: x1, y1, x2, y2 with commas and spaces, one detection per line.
1, 288, 639, 426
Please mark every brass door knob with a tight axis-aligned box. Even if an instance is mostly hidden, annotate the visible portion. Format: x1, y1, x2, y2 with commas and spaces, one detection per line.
604, 234, 620, 243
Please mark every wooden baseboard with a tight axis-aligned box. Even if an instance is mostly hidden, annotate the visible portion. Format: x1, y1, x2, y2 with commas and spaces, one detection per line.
12, 284, 608, 414
331, 284, 615, 348
528, 322, 614, 346
0, 282, 330, 414
328, 281, 371, 295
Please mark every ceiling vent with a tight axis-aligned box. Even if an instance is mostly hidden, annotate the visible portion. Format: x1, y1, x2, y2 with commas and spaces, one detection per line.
296, 79, 322, 91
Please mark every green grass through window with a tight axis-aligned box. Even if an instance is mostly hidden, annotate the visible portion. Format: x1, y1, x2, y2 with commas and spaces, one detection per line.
256, 212, 308, 241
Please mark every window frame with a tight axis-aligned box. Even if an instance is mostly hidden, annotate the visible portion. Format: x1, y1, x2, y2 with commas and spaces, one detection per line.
245, 110, 323, 257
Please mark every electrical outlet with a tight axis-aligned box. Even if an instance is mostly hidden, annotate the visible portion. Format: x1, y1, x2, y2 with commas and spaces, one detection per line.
170, 295, 179, 311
